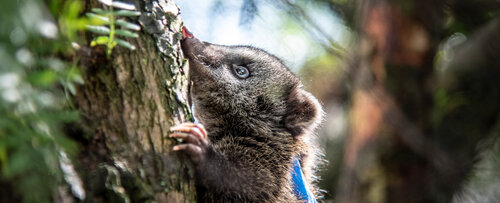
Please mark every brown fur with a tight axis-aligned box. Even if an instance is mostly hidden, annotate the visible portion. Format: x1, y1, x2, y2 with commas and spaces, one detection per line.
180, 37, 323, 202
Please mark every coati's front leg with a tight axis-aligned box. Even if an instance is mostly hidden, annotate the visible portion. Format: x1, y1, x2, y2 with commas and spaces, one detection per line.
170, 123, 290, 202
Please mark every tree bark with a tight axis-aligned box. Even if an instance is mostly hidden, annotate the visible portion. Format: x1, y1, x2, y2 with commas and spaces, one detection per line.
67, 0, 196, 202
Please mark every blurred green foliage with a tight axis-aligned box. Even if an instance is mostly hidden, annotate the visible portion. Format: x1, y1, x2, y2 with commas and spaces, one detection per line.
0, 0, 86, 202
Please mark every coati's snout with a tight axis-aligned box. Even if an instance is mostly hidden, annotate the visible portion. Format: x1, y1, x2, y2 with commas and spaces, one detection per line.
181, 37, 220, 67
181, 37, 223, 82
180, 37, 204, 61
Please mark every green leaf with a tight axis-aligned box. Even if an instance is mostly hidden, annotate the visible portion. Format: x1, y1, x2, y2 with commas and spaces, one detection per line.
86, 14, 140, 31
6, 148, 33, 177
115, 29, 138, 38
91, 8, 141, 16
115, 39, 136, 50
111, 1, 136, 10
72, 74, 84, 85
67, 0, 84, 19
66, 82, 76, 95
91, 8, 110, 15
116, 19, 141, 31
67, 65, 84, 84
98, 0, 136, 10
86, 13, 109, 24
28, 70, 58, 87
85, 25, 110, 34
0, 144, 7, 170
114, 10, 141, 16
94, 36, 110, 45
59, 0, 90, 40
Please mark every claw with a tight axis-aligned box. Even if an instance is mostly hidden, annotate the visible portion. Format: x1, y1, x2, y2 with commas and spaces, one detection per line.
170, 122, 207, 139
169, 122, 210, 164
170, 132, 201, 145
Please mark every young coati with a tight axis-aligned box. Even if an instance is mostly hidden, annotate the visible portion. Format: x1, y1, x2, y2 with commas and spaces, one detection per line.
170, 28, 323, 202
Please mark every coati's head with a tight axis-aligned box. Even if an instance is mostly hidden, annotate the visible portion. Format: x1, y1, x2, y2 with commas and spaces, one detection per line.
181, 36, 322, 137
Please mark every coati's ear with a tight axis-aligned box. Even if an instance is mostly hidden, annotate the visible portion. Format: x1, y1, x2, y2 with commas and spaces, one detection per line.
284, 85, 323, 137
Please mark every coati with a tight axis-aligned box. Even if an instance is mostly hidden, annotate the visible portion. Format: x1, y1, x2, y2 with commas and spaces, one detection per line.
170, 27, 323, 202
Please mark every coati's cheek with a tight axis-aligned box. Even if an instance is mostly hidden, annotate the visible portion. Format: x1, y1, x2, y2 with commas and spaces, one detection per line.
188, 62, 210, 82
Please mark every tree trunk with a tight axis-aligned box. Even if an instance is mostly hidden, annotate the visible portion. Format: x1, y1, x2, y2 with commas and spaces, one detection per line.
66, 0, 196, 202
338, 0, 500, 202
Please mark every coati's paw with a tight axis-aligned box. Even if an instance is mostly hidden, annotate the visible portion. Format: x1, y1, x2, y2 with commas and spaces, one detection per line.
170, 122, 209, 164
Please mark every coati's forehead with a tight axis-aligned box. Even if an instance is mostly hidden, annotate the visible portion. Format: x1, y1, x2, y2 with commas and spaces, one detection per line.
226, 45, 281, 61
219, 45, 289, 70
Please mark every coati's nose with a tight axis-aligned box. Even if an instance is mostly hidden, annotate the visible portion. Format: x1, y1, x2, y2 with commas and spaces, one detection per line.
182, 26, 194, 38
180, 26, 202, 52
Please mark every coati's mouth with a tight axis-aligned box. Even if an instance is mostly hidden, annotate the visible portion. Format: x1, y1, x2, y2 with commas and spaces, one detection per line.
179, 27, 195, 115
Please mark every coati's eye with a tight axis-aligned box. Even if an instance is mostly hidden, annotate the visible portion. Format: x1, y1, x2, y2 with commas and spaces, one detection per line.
232, 65, 250, 79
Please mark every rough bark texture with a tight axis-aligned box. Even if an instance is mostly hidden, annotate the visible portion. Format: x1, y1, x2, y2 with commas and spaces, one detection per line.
338, 0, 500, 202
71, 0, 196, 202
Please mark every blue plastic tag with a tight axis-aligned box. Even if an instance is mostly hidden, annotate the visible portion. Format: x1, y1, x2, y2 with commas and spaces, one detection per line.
291, 158, 316, 203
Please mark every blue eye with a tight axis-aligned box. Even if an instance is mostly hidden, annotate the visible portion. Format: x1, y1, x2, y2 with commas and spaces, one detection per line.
232, 65, 250, 79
